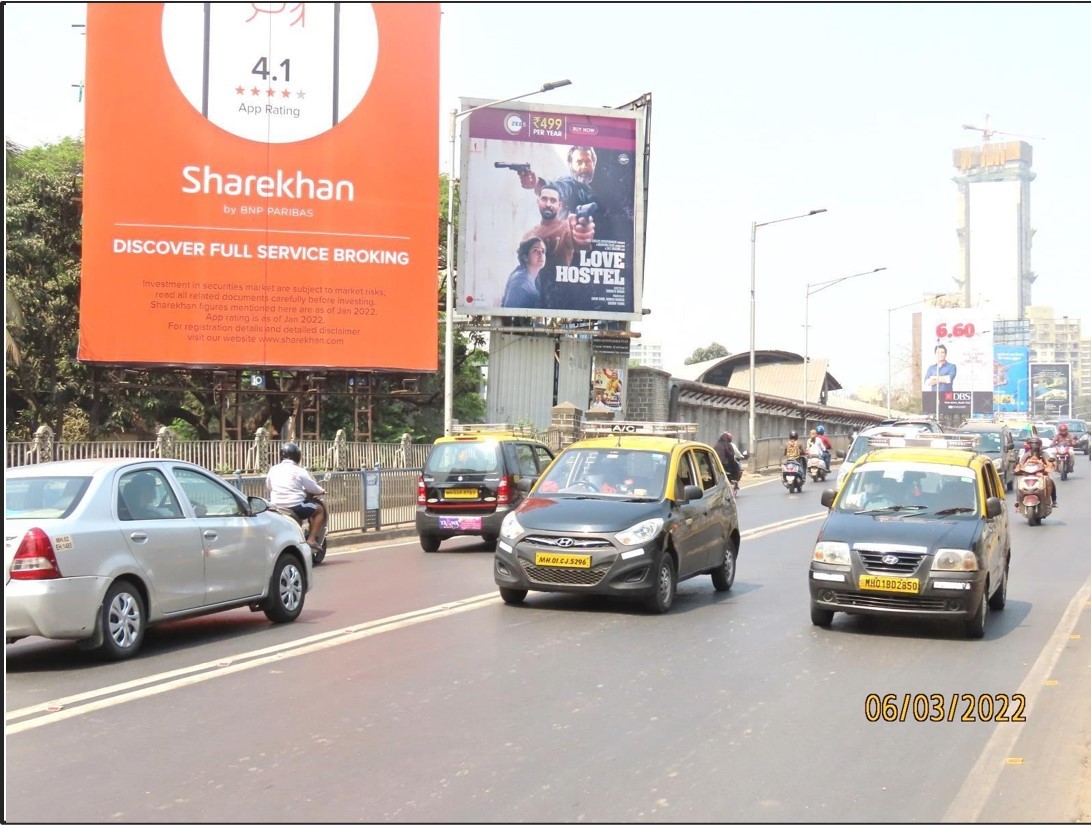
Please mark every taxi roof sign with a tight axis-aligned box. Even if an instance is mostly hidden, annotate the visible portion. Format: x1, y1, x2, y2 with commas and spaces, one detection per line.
867, 433, 978, 452
582, 421, 699, 439
451, 423, 535, 437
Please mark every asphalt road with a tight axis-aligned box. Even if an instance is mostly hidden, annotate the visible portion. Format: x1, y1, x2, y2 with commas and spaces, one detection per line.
6, 469, 1091, 823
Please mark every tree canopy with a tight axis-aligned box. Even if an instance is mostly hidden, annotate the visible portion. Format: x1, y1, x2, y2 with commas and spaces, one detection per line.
684, 342, 730, 365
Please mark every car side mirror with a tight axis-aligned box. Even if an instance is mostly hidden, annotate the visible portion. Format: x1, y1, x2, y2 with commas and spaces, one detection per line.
985, 497, 1003, 519
248, 496, 269, 515
741, 450, 749, 459
683, 484, 704, 501
820, 488, 837, 508
517, 477, 534, 493
835, 449, 846, 459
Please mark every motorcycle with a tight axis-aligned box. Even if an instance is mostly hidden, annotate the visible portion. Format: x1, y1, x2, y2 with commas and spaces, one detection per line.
1014, 460, 1053, 526
782, 457, 805, 494
807, 455, 828, 483
1053, 441, 1074, 481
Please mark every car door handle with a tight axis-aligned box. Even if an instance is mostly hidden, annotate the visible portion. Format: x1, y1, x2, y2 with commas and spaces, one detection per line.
203, 530, 218, 540
129, 532, 149, 542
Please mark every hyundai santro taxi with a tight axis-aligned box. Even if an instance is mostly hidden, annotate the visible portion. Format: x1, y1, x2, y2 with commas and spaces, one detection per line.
809, 434, 1011, 639
493, 421, 741, 613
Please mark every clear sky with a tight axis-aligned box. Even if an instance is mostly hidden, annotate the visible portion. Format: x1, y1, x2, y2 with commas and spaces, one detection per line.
6, 2, 1090, 394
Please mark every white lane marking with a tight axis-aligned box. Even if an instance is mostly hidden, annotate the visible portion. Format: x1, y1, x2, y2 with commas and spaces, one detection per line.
6, 511, 827, 733
941, 566, 1091, 822
5, 593, 500, 734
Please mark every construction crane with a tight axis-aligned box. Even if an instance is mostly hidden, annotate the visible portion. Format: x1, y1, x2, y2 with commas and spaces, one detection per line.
962, 113, 1045, 142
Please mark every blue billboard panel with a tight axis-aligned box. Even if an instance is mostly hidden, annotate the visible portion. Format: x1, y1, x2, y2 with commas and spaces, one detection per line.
993, 345, 1029, 414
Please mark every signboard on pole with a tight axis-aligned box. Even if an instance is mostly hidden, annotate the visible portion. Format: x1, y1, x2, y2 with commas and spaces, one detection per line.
920, 308, 993, 417
456, 99, 646, 322
80, 3, 440, 371
1029, 363, 1072, 418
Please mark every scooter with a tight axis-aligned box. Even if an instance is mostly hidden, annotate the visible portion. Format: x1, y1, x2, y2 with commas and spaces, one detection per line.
1053, 442, 1074, 481
782, 457, 805, 494
807, 455, 828, 482
1014, 460, 1053, 526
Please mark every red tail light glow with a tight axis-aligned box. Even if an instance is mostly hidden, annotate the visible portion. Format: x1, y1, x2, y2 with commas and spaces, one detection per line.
417, 476, 427, 505
497, 475, 511, 506
10, 527, 62, 580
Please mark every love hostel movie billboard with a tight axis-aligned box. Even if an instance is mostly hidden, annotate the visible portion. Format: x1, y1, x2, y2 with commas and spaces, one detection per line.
79, 3, 440, 371
456, 99, 646, 322
993, 345, 1030, 414
920, 308, 993, 417
1030, 363, 1072, 419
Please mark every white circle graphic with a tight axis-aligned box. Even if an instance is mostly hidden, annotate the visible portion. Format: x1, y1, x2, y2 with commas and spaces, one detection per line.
161, 3, 379, 144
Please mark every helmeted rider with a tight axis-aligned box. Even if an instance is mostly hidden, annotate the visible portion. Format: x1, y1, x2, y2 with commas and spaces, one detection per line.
815, 425, 833, 471
1014, 436, 1057, 508
266, 442, 327, 550
783, 430, 803, 465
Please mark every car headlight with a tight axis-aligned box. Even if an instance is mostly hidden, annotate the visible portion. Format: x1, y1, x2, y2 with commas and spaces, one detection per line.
615, 517, 664, 546
812, 541, 850, 565
500, 511, 524, 541
932, 549, 978, 572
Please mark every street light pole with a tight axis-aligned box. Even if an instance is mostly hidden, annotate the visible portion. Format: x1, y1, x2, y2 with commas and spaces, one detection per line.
749, 208, 826, 465
802, 266, 886, 433
443, 79, 572, 436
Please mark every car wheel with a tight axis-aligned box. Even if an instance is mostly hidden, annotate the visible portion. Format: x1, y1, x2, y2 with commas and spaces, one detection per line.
263, 552, 306, 623
499, 586, 527, 605
964, 587, 988, 639
644, 553, 677, 614
420, 534, 441, 553
711, 536, 738, 592
988, 561, 1008, 611
98, 580, 146, 661
810, 603, 834, 628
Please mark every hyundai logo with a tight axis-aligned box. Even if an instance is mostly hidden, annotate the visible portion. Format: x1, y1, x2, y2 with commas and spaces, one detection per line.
882, 554, 900, 565
555, 537, 575, 547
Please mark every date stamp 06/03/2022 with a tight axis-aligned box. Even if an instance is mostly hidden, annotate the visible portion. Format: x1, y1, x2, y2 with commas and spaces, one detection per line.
864, 693, 1027, 723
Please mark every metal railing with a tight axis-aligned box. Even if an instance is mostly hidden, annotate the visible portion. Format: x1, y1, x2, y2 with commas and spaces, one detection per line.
226, 468, 422, 533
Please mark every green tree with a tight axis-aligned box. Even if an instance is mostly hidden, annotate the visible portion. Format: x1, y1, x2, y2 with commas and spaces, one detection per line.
684, 342, 730, 365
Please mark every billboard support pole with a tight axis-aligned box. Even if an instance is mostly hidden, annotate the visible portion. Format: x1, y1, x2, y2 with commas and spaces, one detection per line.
443, 80, 572, 437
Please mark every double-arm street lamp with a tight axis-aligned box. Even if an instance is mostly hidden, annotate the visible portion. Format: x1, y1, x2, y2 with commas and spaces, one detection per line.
748, 209, 826, 463
801, 266, 886, 432
443, 79, 572, 436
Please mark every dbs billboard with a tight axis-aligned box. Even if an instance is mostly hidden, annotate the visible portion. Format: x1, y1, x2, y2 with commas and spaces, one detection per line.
79, 3, 439, 370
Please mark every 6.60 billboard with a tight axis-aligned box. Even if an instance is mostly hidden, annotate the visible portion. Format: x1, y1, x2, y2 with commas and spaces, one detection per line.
79, 3, 439, 371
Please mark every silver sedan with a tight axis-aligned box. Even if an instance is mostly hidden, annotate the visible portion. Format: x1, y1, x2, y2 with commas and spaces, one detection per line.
5, 458, 313, 661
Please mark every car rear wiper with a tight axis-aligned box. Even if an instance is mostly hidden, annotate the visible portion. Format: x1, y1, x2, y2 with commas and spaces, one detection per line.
933, 507, 975, 516
853, 505, 927, 515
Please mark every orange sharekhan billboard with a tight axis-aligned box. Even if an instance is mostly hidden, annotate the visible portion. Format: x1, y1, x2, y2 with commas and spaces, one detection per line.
79, 3, 439, 371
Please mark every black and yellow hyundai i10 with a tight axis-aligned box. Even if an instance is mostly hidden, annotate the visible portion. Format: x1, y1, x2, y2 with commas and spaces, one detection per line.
493, 422, 742, 614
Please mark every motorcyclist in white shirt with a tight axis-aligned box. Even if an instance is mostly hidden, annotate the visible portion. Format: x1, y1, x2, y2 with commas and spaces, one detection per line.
266, 442, 327, 550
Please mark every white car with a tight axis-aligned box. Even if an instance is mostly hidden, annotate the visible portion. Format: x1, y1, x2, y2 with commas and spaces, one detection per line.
836, 424, 936, 489
5, 458, 314, 661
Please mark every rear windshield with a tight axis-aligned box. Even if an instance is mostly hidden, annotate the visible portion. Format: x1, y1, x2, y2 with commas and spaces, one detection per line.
425, 441, 501, 474
5, 476, 92, 519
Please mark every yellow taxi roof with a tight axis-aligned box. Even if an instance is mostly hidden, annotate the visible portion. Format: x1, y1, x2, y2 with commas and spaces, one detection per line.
859, 447, 980, 468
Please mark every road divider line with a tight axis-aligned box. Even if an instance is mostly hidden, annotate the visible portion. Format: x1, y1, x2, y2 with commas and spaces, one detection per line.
5, 593, 500, 732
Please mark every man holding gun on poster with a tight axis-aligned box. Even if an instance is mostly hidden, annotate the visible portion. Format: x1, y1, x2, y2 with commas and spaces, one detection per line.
517, 181, 595, 309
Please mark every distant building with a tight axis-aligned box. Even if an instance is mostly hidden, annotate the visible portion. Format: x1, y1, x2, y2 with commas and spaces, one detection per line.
629, 338, 663, 370
1027, 306, 1084, 398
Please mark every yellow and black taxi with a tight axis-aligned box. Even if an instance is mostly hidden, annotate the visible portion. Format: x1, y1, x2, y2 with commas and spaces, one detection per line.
493, 421, 742, 613
809, 434, 1011, 639
416, 424, 555, 553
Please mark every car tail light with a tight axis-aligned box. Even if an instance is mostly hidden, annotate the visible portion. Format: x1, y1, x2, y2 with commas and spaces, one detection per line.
417, 476, 426, 505
10, 528, 62, 580
497, 475, 511, 506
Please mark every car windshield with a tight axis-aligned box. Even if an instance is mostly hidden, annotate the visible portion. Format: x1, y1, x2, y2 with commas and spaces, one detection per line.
1036, 425, 1057, 439
970, 432, 1002, 452
5, 475, 92, 519
535, 447, 669, 498
835, 463, 978, 516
